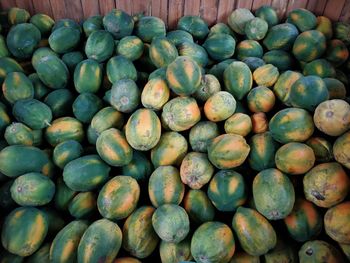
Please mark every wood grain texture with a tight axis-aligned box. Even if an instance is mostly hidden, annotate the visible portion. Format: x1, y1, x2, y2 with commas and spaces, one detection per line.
286, 0, 308, 14
151, 0, 168, 25
81, 0, 100, 18
252, 0, 272, 11
201, 0, 218, 26
236, 0, 253, 9
64, 0, 84, 21
339, 0, 350, 21
1, 0, 16, 10
168, 0, 184, 29
271, 0, 288, 19
323, 0, 346, 21
50, 0, 68, 20
132, 0, 151, 15
2, 0, 350, 26
115, 0, 132, 14
99, 0, 115, 15
217, 0, 236, 22
183, 0, 200, 16
307, 0, 327, 15
32, 0, 54, 17
15, 0, 34, 14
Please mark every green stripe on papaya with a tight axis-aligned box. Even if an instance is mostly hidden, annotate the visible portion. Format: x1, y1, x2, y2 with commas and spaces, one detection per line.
223, 61, 252, 100
151, 131, 188, 167
149, 37, 178, 68
1, 207, 48, 257
303, 59, 336, 78
50, 220, 89, 263
45, 117, 84, 146
77, 219, 122, 263
289, 75, 329, 111
232, 207, 277, 256
10, 172, 55, 206
166, 56, 202, 96
68, 191, 96, 219
85, 30, 115, 63
63, 154, 110, 191
74, 59, 102, 93
263, 23, 298, 51
161, 97, 201, 131
122, 206, 159, 258
96, 128, 133, 167
183, 189, 215, 224
148, 166, 185, 207
3, 71, 33, 104
275, 142, 315, 175
208, 170, 246, 212
236, 40, 263, 60
97, 176, 140, 220
287, 8, 317, 32
0, 145, 49, 178
208, 134, 250, 169
292, 30, 326, 62
191, 221, 235, 262
0, 57, 24, 84
269, 108, 314, 144
253, 168, 295, 220
125, 108, 161, 151
284, 198, 322, 242
160, 237, 192, 263
8, 7, 30, 25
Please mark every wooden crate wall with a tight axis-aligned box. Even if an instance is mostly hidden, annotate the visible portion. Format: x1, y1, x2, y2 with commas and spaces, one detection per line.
1, 0, 349, 28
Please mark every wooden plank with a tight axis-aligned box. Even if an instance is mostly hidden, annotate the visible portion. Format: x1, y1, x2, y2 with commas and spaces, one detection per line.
1, 0, 16, 10
50, 0, 67, 20
236, 0, 253, 9
99, 0, 115, 15
339, 0, 350, 21
81, 0, 100, 18
64, 0, 84, 21
307, 0, 327, 15
115, 0, 132, 14
184, 0, 200, 16
132, 0, 151, 16
286, 0, 308, 14
151, 0, 168, 23
252, 0, 272, 11
271, 0, 288, 19
168, 0, 184, 29
15, 0, 35, 15
323, 0, 346, 21
217, 0, 236, 22
201, 0, 218, 26
32, 0, 54, 17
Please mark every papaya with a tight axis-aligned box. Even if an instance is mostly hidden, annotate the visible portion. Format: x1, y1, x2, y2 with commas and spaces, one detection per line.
304, 162, 349, 208
284, 198, 322, 242
1, 207, 48, 256
148, 166, 185, 207
208, 170, 247, 212
77, 219, 122, 263
96, 128, 133, 167
191, 222, 235, 263
122, 206, 159, 258
253, 168, 295, 220
183, 189, 215, 224
275, 142, 315, 175
97, 176, 140, 220
152, 204, 190, 243
232, 207, 277, 256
